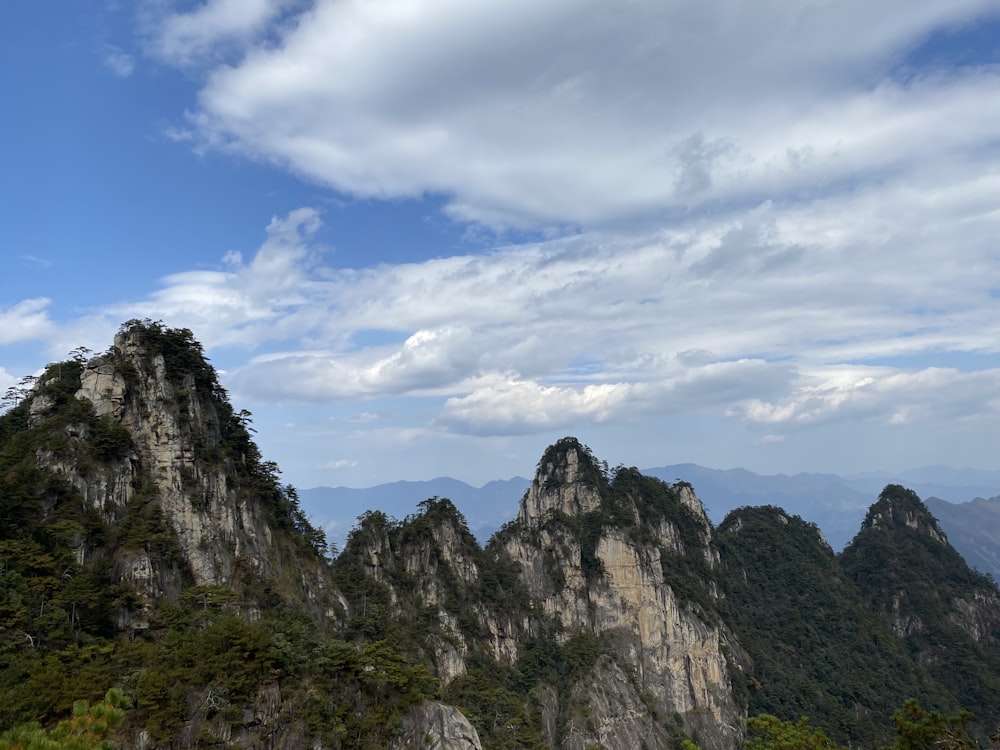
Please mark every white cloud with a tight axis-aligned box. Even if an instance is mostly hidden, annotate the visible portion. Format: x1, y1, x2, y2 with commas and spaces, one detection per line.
438, 379, 634, 436
734, 366, 1000, 427
322, 458, 357, 470
436, 359, 793, 436
103, 207, 323, 347
20, 255, 53, 268
153, 0, 1000, 227
144, 0, 297, 66
9, 2, 998, 470
50, 149, 991, 437
0, 299, 54, 345
102, 45, 135, 77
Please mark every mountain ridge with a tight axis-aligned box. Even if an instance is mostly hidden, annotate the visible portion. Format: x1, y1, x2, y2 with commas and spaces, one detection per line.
3, 322, 1000, 750
301, 463, 1000, 569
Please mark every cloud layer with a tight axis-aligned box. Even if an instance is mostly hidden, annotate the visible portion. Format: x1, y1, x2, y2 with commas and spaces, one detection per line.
5, 2, 999, 482
21, 175, 995, 442
153, 0, 1000, 227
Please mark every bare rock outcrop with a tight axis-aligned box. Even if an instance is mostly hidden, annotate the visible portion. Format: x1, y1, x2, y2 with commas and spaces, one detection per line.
32, 325, 341, 624
390, 702, 484, 750
500, 438, 745, 750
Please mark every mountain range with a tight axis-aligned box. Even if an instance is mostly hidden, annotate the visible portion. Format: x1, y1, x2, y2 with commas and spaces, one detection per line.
302, 465, 1000, 576
3, 320, 999, 750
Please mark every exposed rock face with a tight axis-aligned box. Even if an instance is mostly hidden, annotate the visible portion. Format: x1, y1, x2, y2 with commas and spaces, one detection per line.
33, 327, 341, 623
390, 702, 484, 750
75, 336, 270, 589
500, 439, 744, 750
949, 593, 1000, 643
865, 499, 947, 544
340, 500, 511, 684
563, 655, 670, 750
518, 441, 603, 524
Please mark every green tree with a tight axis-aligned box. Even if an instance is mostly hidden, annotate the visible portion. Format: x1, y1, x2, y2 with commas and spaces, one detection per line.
747, 714, 840, 750
891, 699, 977, 750
0, 688, 127, 750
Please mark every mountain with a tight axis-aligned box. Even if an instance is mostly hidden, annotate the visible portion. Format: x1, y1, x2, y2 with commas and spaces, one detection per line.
299, 476, 530, 547
643, 464, 872, 550
841, 486, 1000, 737
715, 506, 946, 746
925, 495, 1000, 581
301, 465, 1000, 558
0, 322, 454, 748
4, 322, 1000, 749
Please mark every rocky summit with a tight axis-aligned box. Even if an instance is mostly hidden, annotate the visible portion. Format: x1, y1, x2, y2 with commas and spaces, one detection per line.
2, 322, 1000, 749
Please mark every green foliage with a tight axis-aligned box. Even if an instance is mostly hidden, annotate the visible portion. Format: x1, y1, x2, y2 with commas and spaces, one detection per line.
717, 505, 939, 746
537, 437, 606, 489
89, 416, 132, 461
117, 319, 217, 394
0, 688, 127, 750
841, 486, 1000, 737
890, 699, 977, 750
747, 714, 840, 750
443, 667, 547, 750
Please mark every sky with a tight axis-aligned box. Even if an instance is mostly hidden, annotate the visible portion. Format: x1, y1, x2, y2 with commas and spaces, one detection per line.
2, 1, 1000, 490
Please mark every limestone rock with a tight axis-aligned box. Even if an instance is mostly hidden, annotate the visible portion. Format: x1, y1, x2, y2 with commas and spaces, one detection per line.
518, 439, 603, 525
390, 702, 483, 750
500, 439, 745, 750
30, 325, 340, 623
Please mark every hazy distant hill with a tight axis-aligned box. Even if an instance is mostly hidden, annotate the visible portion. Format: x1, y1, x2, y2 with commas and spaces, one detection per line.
299, 476, 530, 546
301, 465, 1000, 553
926, 495, 1000, 581
644, 464, 872, 549
846, 466, 1000, 503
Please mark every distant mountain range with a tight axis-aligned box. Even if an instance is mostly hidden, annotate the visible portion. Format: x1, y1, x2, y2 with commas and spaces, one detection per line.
301, 464, 1000, 574
926, 494, 1000, 581
299, 476, 531, 547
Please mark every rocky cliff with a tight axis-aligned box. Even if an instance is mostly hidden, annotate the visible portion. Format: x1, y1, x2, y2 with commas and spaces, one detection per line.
495, 439, 744, 750
1, 322, 474, 749
26, 322, 341, 626
332, 440, 746, 749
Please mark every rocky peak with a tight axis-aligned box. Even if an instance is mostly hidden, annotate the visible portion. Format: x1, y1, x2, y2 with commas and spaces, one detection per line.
518, 437, 606, 525
861, 484, 948, 544
497, 440, 742, 750
27, 321, 340, 625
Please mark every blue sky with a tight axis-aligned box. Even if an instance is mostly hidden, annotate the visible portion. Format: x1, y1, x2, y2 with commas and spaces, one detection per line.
2, 1, 1000, 489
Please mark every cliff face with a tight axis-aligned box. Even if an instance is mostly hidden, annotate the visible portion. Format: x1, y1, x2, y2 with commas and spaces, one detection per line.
26, 325, 340, 625
332, 441, 744, 749
4, 324, 501, 750
389, 702, 484, 750
497, 439, 744, 750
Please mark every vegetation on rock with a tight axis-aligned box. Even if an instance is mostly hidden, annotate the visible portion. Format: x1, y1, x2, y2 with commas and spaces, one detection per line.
3, 324, 1000, 749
